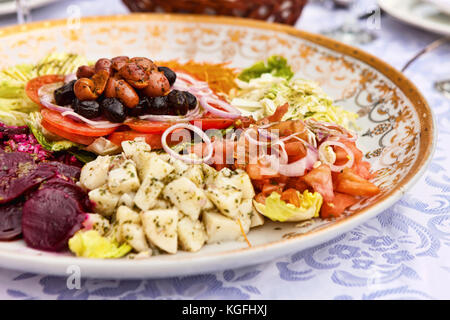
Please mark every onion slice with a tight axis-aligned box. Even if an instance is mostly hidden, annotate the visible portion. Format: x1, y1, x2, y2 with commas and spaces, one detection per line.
61, 111, 122, 129
318, 140, 355, 172
161, 123, 213, 165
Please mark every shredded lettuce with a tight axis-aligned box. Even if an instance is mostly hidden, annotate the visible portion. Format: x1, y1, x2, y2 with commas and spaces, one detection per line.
233, 58, 358, 129
26, 112, 80, 152
238, 55, 294, 82
68, 230, 132, 259
254, 190, 323, 222
0, 53, 89, 126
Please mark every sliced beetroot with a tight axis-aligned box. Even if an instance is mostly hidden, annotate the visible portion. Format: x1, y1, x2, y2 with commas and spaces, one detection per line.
0, 152, 56, 204
22, 188, 86, 252
41, 162, 81, 180
0, 199, 24, 240
40, 177, 91, 211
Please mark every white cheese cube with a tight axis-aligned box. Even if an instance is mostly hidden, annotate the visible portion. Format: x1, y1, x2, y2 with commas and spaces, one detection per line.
84, 213, 110, 236
203, 211, 242, 244
116, 206, 140, 225
177, 217, 207, 252
80, 156, 111, 190
134, 176, 165, 211
143, 153, 175, 180
250, 210, 265, 228
117, 192, 135, 208
141, 209, 178, 254
214, 168, 255, 200
205, 186, 242, 219
121, 223, 149, 252
107, 160, 140, 194
121, 138, 151, 157
163, 177, 210, 220
88, 187, 120, 217
238, 199, 253, 233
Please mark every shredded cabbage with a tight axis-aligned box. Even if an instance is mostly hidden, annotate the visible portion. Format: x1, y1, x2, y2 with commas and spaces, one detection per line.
0, 53, 89, 126
232, 61, 358, 129
254, 190, 323, 222
68, 230, 132, 259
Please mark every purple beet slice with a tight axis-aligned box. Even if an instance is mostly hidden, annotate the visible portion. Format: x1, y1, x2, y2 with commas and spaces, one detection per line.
41, 162, 81, 180
0, 152, 56, 204
0, 199, 24, 240
22, 188, 86, 252
40, 177, 91, 211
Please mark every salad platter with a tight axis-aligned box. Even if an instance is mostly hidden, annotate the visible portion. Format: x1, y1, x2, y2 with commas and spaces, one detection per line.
0, 14, 435, 278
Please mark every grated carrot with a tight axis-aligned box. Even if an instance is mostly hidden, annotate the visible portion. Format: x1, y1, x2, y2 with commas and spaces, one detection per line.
157, 60, 239, 95
237, 218, 252, 248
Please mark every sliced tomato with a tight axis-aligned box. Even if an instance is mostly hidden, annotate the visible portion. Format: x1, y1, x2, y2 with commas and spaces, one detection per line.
320, 192, 359, 219
352, 160, 375, 180
41, 109, 118, 137
190, 117, 234, 130
125, 119, 174, 134
246, 163, 280, 180
281, 188, 301, 207
262, 183, 283, 197
108, 131, 163, 149
286, 177, 309, 193
41, 120, 96, 145
336, 168, 380, 197
25, 75, 65, 105
303, 164, 334, 202
333, 139, 364, 165
254, 192, 267, 205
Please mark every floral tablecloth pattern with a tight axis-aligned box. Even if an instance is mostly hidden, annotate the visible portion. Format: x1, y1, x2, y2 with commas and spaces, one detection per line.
0, 0, 449, 300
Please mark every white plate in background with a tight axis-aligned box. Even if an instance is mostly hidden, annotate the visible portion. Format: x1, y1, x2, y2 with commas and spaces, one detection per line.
0, 0, 60, 17
378, 0, 450, 35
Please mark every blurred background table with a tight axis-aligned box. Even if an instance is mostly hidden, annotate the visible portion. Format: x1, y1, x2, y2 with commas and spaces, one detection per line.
0, 0, 449, 300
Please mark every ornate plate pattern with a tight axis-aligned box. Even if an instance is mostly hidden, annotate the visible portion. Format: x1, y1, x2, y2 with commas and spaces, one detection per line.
0, 14, 435, 278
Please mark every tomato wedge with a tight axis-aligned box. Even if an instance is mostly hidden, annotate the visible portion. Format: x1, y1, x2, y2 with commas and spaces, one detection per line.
336, 168, 380, 197
41, 109, 118, 137
280, 188, 302, 207
303, 164, 334, 202
25, 75, 65, 105
41, 120, 96, 145
190, 117, 234, 130
125, 119, 174, 134
108, 131, 164, 149
320, 192, 358, 219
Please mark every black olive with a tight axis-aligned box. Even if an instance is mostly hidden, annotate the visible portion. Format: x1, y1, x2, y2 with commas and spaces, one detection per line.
167, 90, 188, 115
158, 66, 176, 86
148, 96, 170, 115
54, 80, 76, 106
183, 91, 197, 110
100, 98, 126, 123
128, 97, 149, 117
72, 98, 100, 119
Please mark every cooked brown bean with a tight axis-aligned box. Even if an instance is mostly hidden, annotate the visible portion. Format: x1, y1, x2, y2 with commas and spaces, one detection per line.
76, 65, 95, 79
91, 70, 110, 96
118, 63, 149, 89
111, 56, 129, 71
94, 58, 113, 76
115, 79, 139, 108
104, 75, 119, 98
141, 71, 170, 97
130, 57, 157, 72
74, 78, 98, 101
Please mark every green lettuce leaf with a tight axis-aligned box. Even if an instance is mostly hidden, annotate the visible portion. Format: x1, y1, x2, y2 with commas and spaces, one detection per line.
254, 190, 323, 222
69, 230, 132, 259
238, 55, 294, 82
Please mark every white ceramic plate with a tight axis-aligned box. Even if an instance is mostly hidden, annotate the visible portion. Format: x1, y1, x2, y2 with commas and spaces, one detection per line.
378, 0, 450, 35
0, 14, 435, 279
0, 0, 60, 16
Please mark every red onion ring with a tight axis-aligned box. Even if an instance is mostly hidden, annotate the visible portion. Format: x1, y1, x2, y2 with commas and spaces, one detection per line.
306, 118, 357, 142
38, 84, 73, 113
138, 102, 202, 122
199, 96, 241, 119
161, 123, 213, 165
318, 140, 355, 172
61, 111, 122, 129
276, 146, 318, 177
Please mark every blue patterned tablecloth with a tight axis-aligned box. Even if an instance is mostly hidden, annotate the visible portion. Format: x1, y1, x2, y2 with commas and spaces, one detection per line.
0, 0, 449, 300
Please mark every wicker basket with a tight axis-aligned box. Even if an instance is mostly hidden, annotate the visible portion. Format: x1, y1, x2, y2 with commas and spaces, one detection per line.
122, 0, 308, 25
